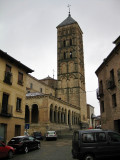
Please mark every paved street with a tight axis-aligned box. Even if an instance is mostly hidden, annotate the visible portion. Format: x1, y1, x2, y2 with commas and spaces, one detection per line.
7, 139, 74, 160
5, 138, 120, 160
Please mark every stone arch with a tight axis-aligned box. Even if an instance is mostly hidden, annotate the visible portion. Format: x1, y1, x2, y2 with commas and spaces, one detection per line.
25, 105, 29, 123
31, 104, 39, 123
61, 77, 67, 88
68, 76, 74, 88
68, 61, 74, 72
61, 63, 67, 74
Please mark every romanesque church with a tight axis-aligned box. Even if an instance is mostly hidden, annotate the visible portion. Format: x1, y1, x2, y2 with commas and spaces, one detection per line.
0, 12, 89, 143
26, 12, 88, 135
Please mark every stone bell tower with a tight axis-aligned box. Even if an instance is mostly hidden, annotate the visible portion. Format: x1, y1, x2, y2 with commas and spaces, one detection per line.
56, 12, 87, 122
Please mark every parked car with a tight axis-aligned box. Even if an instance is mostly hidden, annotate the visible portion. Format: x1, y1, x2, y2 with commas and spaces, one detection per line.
8, 136, 41, 153
45, 131, 57, 140
0, 141, 15, 159
72, 129, 120, 160
33, 132, 43, 140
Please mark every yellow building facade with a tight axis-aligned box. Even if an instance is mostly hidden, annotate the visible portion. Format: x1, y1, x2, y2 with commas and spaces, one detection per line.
0, 50, 33, 143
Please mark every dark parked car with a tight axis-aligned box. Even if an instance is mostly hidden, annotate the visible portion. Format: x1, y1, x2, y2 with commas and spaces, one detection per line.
33, 132, 43, 140
72, 129, 120, 160
0, 141, 15, 159
8, 136, 41, 153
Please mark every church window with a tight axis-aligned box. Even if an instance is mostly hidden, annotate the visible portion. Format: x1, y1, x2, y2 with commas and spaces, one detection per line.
64, 52, 66, 59
70, 52, 72, 58
70, 39, 72, 46
63, 40, 66, 47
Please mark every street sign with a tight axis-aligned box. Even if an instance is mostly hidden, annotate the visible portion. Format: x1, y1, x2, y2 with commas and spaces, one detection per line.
25, 124, 30, 129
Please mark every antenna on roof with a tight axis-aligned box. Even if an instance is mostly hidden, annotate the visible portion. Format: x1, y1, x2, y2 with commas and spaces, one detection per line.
53, 69, 55, 79
67, 4, 71, 16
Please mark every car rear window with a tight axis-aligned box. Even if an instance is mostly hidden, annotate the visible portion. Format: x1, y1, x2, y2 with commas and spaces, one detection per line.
82, 133, 95, 143
34, 132, 41, 136
9, 138, 22, 144
47, 131, 56, 134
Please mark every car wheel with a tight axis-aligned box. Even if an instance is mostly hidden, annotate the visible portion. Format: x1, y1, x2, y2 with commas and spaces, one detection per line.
84, 154, 95, 160
24, 146, 29, 153
37, 143, 41, 149
8, 150, 14, 159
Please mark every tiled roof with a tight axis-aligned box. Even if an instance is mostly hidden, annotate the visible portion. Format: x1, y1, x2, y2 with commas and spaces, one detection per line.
0, 49, 34, 73
57, 14, 77, 28
113, 35, 120, 46
26, 92, 44, 97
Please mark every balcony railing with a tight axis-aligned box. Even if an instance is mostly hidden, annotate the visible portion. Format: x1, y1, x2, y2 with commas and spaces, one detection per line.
106, 79, 116, 89
18, 80, 23, 86
3, 71, 12, 85
0, 104, 13, 117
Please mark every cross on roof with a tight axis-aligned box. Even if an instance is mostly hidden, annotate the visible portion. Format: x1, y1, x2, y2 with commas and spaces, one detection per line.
67, 4, 71, 16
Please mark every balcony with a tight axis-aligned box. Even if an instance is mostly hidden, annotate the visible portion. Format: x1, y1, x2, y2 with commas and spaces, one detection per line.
3, 71, 12, 85
106, 79, 116, 89
0, 104, 13, 117
96, 88, 104, 100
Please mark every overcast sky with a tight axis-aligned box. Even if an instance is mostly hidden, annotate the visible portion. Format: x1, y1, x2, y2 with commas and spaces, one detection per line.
0, 0, 120, 116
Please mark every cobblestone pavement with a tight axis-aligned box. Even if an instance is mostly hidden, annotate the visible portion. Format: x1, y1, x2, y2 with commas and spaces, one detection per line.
7, 139, 74, 160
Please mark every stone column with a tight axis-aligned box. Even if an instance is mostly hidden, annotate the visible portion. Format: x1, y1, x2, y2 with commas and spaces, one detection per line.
72, 114, 74, 125
62, 112, 65, 123
59, 111, 61, 123
69, 111, 72, 126
56, 110, 58, 123
65, 110, 68, 125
